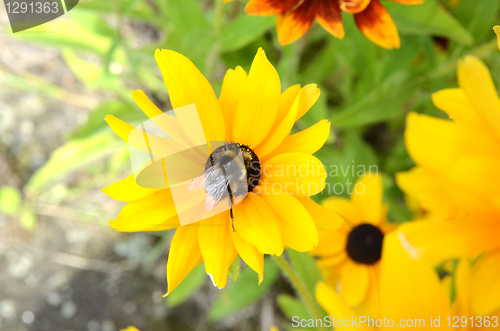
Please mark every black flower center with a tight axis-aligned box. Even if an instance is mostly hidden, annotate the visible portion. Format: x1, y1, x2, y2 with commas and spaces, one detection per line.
346, 223, 384, 265
206, 143, 261, 194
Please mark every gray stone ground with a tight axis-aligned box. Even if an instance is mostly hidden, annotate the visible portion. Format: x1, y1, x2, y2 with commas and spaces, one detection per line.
0, 11, 277, 331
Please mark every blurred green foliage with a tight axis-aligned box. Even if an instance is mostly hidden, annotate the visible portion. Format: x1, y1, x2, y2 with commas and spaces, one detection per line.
3, 0, 500, 323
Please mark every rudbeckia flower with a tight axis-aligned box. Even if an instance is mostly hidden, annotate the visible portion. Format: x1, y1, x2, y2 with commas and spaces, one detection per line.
243, 0, 422, 48
310, 174, 395, 317
316, 232, 500, 330
396, 56, 500, 262
452, 252, 500, 321
102, 48, 343, 293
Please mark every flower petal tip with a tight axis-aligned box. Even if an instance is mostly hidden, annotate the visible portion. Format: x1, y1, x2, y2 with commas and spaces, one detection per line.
495, 25, 500, 51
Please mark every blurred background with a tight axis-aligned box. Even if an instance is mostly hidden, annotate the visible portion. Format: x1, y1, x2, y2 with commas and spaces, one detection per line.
0, 0, 499, 330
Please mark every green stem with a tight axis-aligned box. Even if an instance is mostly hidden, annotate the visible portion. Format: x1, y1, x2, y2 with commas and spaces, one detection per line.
206, 0, 224, 81
272, 254, 328, 331
214, 0, 224, 35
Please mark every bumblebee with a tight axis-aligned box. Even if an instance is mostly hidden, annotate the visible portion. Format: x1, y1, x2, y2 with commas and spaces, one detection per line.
188, 143, 261, 231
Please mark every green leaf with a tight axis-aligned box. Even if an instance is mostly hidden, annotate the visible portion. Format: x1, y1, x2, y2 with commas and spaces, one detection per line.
71, 101, 143, 139
164, 0, 209, 33
25, 132, 123, 195
167, 263, 206, 307
316, 130, 379, 199
277, 294, 312, 321
12, 14, 112, 56
62, 49, 103, 84
209, 258, 279, 321
74, 0, 160, 24
386, 0, 474, 45
0, 186, 22, 216
330, 71, 410, 128
286, 250, 323, 296
221, 15, 275, 53
228, 257, 241, 282
450, 0, 500, 44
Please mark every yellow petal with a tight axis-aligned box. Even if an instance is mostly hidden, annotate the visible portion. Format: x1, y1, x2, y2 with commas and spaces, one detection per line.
399, 217, 500, 263
297, 197, 344, 231
232, 231, 264, 284
104, 114, 184, 157
352, 174, 384, 225
261, 153, 326, 197
317, 251, 347, 270
233, 193, 284, 255
310, 227, 346, 257
396, 167, 457, 220
315, 282, 372, 331
355, 266, 381, 319
131, 89, 162, 118
379, 232, 452, 321
155, 49, 226, 142
295, 83, 321, 120
109, 190, 180, 232
405, 112, 458, 173
457, 56, 500, 141
256, 84, 320, 158
120, 327, 140, 331
495, 26, 500, 50
432, 88, 484, 128
276, 84, 301, 124
219, 66, 248, 141
255, 85, 302, 158
445, 156, 500, 213
232, 48, 281, 147
322, 196, 361, 225
339, 260, 369, 307
166, 224, 203, 295
454, 259, 472, 316
198, 212, 238, 289
102, 174, 161, 202
260, 185, 318, 252
264, 120, 331, 161
471, 250, 500, 316
131, 89, 194, 147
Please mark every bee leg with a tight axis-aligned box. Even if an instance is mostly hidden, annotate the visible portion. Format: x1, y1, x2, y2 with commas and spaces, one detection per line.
230, 207, 235, 232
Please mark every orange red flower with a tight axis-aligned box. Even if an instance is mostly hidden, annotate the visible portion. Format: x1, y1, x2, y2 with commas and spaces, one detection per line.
245, 0, 423, 48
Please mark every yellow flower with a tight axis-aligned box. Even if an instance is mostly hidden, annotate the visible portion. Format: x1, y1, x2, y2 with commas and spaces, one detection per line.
453, 252, 500, 321
103, 48, 343, 293
311, 174, 395, 317
316, 232, 500, 330
120, 327, 140, 331
242, 0, 423, 48
396, 56, 500, 262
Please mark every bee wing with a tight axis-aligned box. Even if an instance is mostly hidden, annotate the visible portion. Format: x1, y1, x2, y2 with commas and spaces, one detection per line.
187, 172, 206, 191
205, 173, 236, 211
188, 164, 221, 191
